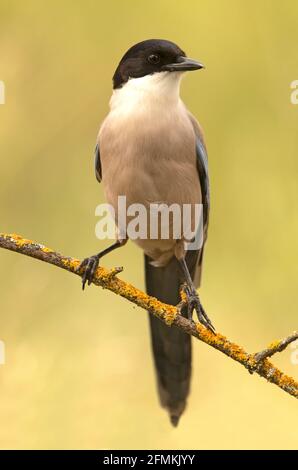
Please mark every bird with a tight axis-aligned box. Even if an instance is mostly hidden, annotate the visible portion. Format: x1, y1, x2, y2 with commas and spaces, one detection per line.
78, 39, 214, 426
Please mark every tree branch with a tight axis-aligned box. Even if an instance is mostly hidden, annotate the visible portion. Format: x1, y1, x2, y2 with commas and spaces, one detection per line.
0, 233, 297, 399
254, 332, 298, 362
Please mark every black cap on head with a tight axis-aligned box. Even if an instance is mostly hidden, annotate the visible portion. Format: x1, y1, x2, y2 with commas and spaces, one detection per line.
113, 39, 204, 89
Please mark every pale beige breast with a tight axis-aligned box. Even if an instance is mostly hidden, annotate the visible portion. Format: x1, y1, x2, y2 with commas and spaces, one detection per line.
100, 102, 200, 202
98, 100, 201, 261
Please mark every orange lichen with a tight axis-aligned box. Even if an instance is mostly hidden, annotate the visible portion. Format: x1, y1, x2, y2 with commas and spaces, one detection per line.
267, 339, 281, 350
195, 322, 249, 363
2, 234, 55, 254
41, 246, 54, 253
61, 258, 80, 271
259, 361, 298, 397
179, 286, 188, 303
163, 306, 177, 325
98, 266, 123, 284
7, 233, 33, 247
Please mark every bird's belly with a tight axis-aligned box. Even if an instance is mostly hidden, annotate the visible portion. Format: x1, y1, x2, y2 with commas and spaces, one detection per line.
103, 167, 201, 264
98, 105, 201, 261
100, 124, 201, 208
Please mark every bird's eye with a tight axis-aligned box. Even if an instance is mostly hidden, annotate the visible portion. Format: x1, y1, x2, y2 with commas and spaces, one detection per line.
148, 54, 160, 64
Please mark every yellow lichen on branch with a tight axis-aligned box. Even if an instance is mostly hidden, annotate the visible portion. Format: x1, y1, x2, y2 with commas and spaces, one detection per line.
0, 232, 297, 399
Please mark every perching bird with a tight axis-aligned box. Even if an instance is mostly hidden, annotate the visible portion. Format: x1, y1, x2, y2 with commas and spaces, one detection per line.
79, 39, 214, 426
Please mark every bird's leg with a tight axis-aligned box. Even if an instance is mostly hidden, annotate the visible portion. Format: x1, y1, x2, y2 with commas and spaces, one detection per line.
178, 257, 215, 333
77, 239, 127, 290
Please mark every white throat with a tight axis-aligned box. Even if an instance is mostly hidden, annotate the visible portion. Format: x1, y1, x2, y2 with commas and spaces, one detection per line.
109, 72, 183, 116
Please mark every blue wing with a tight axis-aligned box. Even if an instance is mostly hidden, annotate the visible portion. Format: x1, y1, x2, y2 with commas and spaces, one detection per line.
195, 137, 210, 232
94, 143, 102, 183
184, 113, 210, 287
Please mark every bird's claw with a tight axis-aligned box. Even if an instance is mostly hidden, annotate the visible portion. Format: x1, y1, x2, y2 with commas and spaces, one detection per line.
77, 255, 100, 290
184, 286, 215, 333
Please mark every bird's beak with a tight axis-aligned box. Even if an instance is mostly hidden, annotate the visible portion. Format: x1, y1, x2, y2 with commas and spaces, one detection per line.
162, 56, 205, 72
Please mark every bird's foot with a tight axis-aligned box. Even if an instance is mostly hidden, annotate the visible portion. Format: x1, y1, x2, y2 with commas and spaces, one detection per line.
183, 285, 215, 333
77, 255, 100, 290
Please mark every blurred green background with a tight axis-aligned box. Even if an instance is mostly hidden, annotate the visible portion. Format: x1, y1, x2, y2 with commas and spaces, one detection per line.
0, 0, 297, 450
